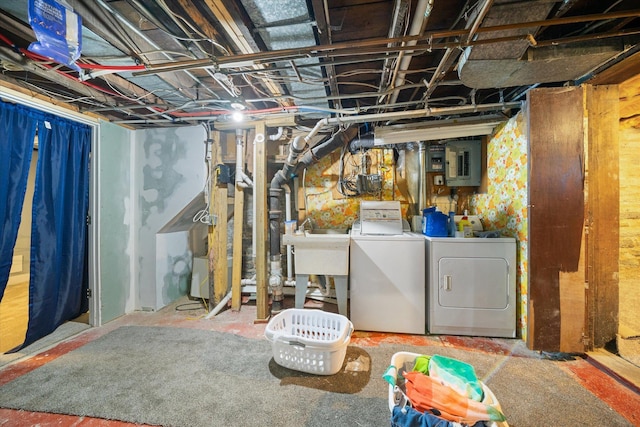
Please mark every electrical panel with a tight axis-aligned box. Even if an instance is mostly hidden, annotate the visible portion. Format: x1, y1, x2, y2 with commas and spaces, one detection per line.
445, 140, 481, 187
427, 144, 445, 172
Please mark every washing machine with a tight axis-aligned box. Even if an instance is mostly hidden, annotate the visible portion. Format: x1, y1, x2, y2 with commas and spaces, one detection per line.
425, 236, 516, 338
349, 201, 426, 334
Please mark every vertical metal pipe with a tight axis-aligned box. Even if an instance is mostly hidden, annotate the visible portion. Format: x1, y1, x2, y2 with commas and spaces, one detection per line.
388, 0, 432, 105
418, 142, 427, 211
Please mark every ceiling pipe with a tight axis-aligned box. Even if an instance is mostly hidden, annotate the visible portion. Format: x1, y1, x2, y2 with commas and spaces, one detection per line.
378, 0, 410, 100
135, 9, 640, 76
386, 0, 432, 106
86, 82, 466, 113
303, 101, 521, 140
112, 101, 521, 125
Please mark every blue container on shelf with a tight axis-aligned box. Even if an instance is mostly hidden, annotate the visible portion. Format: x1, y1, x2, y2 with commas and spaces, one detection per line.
423, 207, 448, 237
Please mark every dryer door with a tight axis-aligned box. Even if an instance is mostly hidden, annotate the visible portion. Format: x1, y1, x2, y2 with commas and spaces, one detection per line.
438, 257, 509, 309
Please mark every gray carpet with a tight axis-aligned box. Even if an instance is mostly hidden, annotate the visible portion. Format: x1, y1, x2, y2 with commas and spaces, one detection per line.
0, 320, 90, 368
0, 326, 633, 427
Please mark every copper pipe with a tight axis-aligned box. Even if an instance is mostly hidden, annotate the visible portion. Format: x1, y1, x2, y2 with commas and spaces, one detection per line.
135, 9, 640, 76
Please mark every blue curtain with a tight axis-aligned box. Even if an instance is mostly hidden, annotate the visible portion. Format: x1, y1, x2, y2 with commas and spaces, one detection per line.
0, 102, 37, 301
22, 116, 91, 348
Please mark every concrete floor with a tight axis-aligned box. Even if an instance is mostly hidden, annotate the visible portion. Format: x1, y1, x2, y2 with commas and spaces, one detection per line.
0, 295, 639, 426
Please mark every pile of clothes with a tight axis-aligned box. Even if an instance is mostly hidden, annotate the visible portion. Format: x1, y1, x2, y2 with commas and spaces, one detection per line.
383, 353, 507, 427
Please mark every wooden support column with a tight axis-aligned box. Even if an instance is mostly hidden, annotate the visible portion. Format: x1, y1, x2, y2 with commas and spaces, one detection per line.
209, 130, 229, 306
585, 84, 620, 350
254, 121, 269, 321
231, 156, 245, 311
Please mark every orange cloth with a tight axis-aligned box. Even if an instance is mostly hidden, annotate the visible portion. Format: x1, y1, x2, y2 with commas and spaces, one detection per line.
403, 371, 505, 424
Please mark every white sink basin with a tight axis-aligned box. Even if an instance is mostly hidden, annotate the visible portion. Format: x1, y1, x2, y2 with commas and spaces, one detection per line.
282, 229, 350, 275
306, 228, 348, 235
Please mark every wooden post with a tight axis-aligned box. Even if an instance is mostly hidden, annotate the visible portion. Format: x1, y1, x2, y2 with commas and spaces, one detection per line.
254, 121, 269, 321
209, 130, 229, 306
231, 136, 245, 311
585, 84, 620, 350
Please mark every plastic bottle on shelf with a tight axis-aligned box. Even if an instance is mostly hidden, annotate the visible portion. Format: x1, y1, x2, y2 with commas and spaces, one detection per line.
448, 212, 456, 237
458, 213, 473, 238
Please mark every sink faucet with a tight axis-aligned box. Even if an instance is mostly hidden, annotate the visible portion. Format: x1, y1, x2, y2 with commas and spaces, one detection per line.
299, 217, 314, 232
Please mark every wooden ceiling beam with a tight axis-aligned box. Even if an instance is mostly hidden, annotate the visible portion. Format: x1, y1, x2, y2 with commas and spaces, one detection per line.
588, 50, 640, 85
202, 0, 289, 104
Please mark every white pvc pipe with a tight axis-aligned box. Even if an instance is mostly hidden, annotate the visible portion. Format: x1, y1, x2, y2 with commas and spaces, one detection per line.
268, 126, 284, 141
205, 291, 231, 319
304, 118, 329, 143
235, 128, 253, 188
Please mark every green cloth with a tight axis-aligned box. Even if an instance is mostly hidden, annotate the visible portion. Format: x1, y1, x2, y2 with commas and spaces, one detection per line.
413, 355, 431, 374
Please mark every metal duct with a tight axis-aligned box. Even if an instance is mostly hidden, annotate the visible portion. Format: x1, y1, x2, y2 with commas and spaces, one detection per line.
459, 39, 628, 88
457, 1, 629, 88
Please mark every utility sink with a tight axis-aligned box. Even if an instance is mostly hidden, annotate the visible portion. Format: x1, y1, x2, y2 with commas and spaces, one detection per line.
305, 228, 348, 235
282, 229, 350, 275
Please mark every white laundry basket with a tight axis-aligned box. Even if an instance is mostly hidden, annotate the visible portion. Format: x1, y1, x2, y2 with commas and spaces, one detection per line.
265, 309, 353, 375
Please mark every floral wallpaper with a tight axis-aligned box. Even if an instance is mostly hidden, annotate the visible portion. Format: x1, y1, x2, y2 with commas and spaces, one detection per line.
302, 149, 409, 229
471, 111, 529, 340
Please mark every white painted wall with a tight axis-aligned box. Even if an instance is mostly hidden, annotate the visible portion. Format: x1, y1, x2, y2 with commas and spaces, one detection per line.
132, 125, 208, 311
98, 121, 135, 322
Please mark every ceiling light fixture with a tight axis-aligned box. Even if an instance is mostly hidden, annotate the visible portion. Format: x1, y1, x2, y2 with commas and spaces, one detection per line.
231, 110, 244, 122
230, 101, 246, 111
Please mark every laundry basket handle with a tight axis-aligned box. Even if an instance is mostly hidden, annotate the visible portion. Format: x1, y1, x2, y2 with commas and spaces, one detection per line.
287, 340, 306, 349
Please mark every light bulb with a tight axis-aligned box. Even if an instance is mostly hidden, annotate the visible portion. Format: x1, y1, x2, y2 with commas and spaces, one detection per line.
231, 111, 244, 122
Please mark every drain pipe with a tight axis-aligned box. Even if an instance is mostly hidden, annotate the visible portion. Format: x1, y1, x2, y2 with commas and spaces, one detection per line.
268, 135, 308, 312
348, 133, 376, 153
267, 126, 359, 313
295, 126, 360, 170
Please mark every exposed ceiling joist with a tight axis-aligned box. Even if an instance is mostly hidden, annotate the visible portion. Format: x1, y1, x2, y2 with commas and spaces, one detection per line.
0, 0, 638, 128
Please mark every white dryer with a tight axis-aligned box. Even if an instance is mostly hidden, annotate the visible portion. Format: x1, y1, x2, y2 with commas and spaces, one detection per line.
425, 236, 516, 338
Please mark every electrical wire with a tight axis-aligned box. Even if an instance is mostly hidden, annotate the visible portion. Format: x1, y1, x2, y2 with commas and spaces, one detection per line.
155, 0, 230, 56
102, 79, 163, 103
174, 301, 207, 311
337, 142, 361, 197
